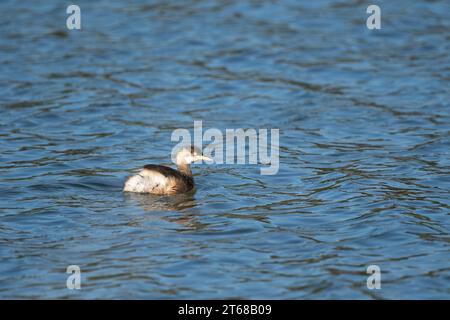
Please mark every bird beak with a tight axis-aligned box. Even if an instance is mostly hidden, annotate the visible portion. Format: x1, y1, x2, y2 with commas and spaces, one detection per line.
199, 155, 213, 163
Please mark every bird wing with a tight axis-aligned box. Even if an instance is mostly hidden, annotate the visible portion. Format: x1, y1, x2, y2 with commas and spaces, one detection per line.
124, 165, 186, 194
142, 164, 180, 177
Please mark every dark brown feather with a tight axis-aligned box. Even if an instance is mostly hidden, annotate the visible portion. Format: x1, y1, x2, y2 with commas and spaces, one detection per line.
143, 164, 194, 193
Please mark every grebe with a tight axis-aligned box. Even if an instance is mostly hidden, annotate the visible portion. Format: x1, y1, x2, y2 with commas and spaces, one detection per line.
123, 146, 212, 195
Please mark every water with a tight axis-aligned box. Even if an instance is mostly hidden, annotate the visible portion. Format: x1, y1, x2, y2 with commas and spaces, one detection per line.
0, 0, 449, 299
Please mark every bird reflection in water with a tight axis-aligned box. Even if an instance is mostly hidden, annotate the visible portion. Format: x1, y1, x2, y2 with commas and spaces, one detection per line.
123, 192, 209, 231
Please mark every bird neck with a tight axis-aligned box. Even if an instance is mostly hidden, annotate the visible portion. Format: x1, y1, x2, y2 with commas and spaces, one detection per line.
177, 163, 192, 177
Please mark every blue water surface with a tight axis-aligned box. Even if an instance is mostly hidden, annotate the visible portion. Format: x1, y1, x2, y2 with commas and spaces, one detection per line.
0, 0, 449, 299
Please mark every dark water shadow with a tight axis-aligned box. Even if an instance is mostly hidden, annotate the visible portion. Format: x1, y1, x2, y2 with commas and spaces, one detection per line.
123, 191, 211, 232
123, 191, 197, 212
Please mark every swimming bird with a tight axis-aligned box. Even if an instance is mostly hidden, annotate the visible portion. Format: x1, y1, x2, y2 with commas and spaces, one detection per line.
123, 146, 212, 195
